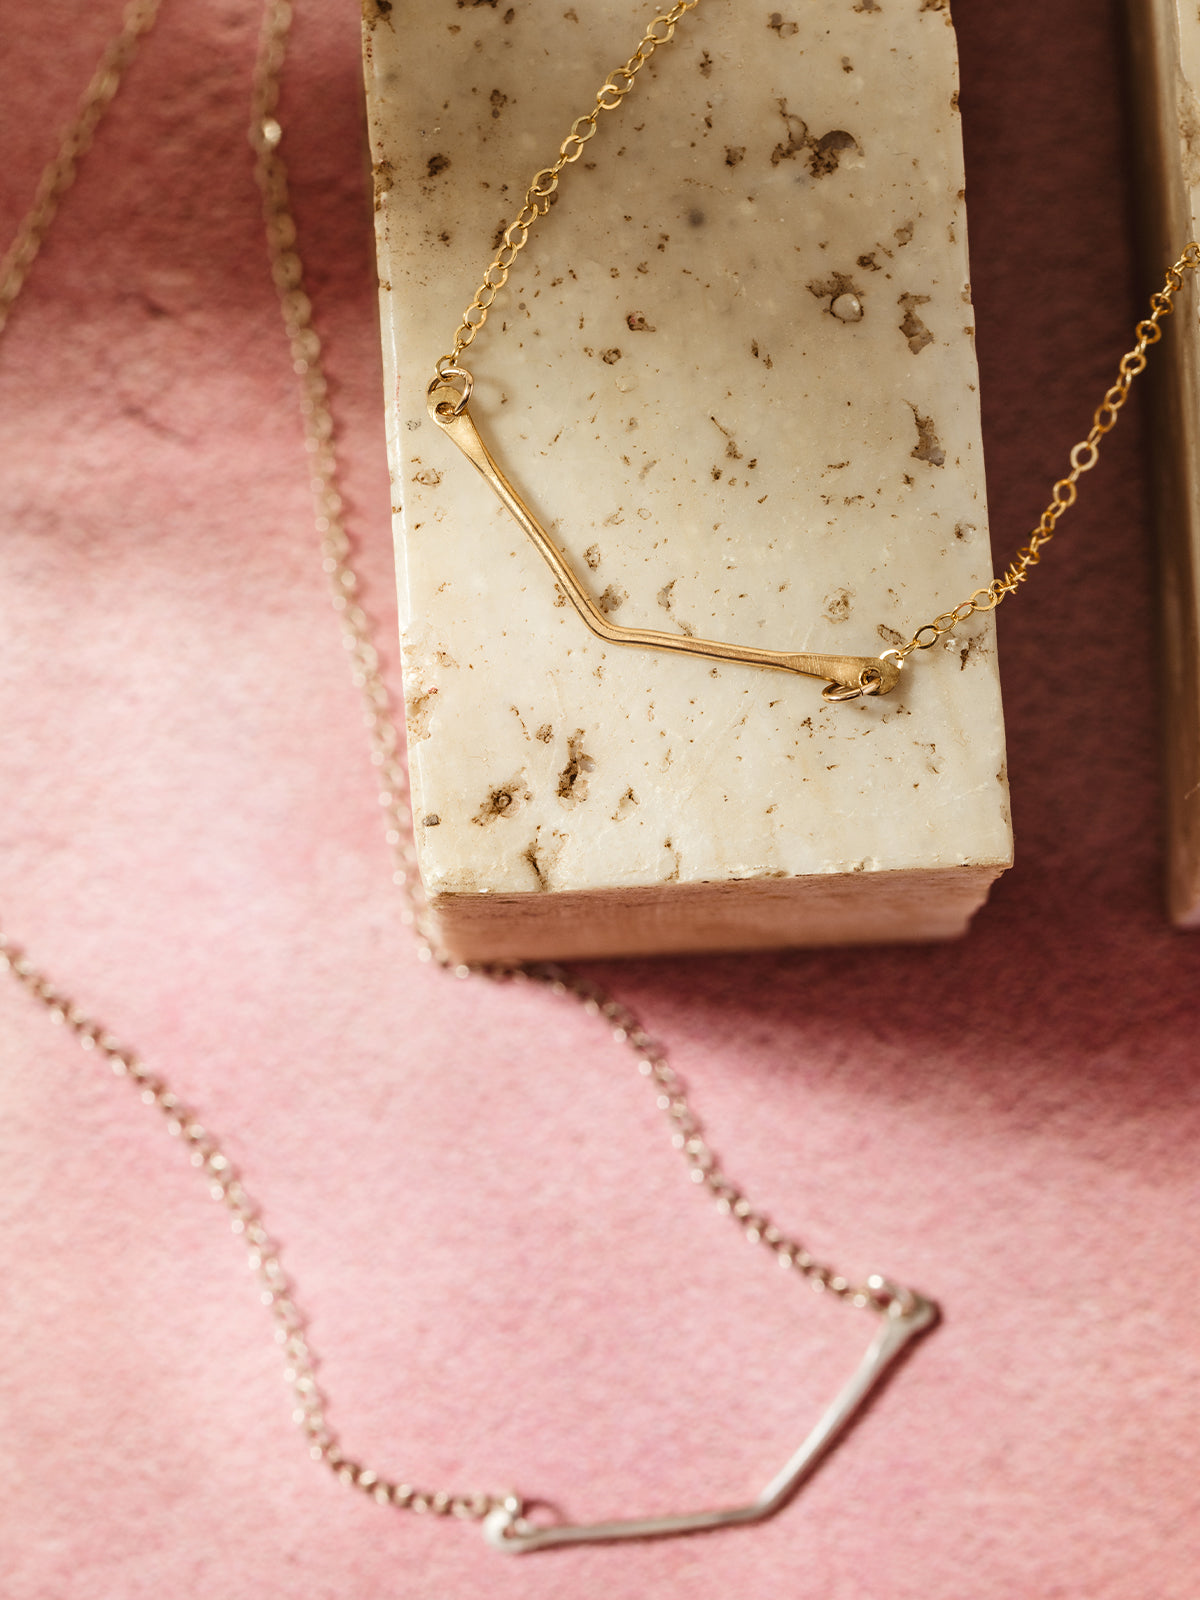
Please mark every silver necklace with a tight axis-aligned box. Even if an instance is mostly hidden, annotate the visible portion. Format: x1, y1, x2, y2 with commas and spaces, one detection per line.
0, 0, 935, 1553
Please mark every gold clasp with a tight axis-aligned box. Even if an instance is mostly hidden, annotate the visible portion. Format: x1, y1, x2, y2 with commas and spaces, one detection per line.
820, 650, 903, 703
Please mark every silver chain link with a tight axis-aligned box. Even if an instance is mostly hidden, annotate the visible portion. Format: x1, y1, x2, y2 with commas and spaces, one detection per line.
0, 0, 882, 1526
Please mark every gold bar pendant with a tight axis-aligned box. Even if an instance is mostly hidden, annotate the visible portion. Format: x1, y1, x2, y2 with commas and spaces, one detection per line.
428, 391, 901, 702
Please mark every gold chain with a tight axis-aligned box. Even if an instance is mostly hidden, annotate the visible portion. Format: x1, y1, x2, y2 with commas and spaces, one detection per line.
436, 5, 1200, 685
0, 0, 901, 1537
437, 0, 700, 375
887, 242, 1200, 662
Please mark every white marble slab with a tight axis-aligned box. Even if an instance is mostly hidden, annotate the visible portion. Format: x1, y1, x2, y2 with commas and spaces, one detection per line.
363, 0, 1011, 959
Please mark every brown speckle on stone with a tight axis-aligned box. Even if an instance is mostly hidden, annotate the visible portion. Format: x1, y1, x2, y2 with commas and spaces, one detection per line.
908, 404, 945, 467
710, 416, 742, 458
771, 101, 862, 176
810, 130, 860, 176
898, 291, 933, 353
407, 685, 439, 742
557, 731, 595, 801
612, 787, 639, 822
522, 832, 547, 890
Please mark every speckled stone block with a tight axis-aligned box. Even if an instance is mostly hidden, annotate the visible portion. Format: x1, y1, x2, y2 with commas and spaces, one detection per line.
362, 0, 1012, 961
1129, 0, 1200, 926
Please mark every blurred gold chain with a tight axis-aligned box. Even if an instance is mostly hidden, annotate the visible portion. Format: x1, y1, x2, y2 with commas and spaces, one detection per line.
0, 0, 164, 335
437, 1, 1200, 683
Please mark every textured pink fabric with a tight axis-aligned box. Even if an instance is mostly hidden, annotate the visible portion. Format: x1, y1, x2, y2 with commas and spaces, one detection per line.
2, 3, 1198, 1597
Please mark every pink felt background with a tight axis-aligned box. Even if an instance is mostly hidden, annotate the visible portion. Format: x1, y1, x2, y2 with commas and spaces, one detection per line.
2, 2, 1198, 1596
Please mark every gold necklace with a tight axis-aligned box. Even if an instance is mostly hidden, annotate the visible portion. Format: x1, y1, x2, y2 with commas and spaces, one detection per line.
0, 0, 936, 1556
425, 0, 1200, 704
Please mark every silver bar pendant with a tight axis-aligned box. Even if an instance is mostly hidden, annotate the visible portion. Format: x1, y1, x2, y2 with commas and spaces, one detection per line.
481, 1285, 938, 1554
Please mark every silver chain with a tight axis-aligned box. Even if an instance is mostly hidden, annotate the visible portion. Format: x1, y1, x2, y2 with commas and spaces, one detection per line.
0, 0, 888, 1527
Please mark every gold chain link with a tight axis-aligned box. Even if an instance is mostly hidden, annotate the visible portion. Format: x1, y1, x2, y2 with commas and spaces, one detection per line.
437, 0, 700, 373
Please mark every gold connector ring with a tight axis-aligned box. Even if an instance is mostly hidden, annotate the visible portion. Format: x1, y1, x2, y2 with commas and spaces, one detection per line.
426, 365, 473, 419
821, 665, 885, 704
